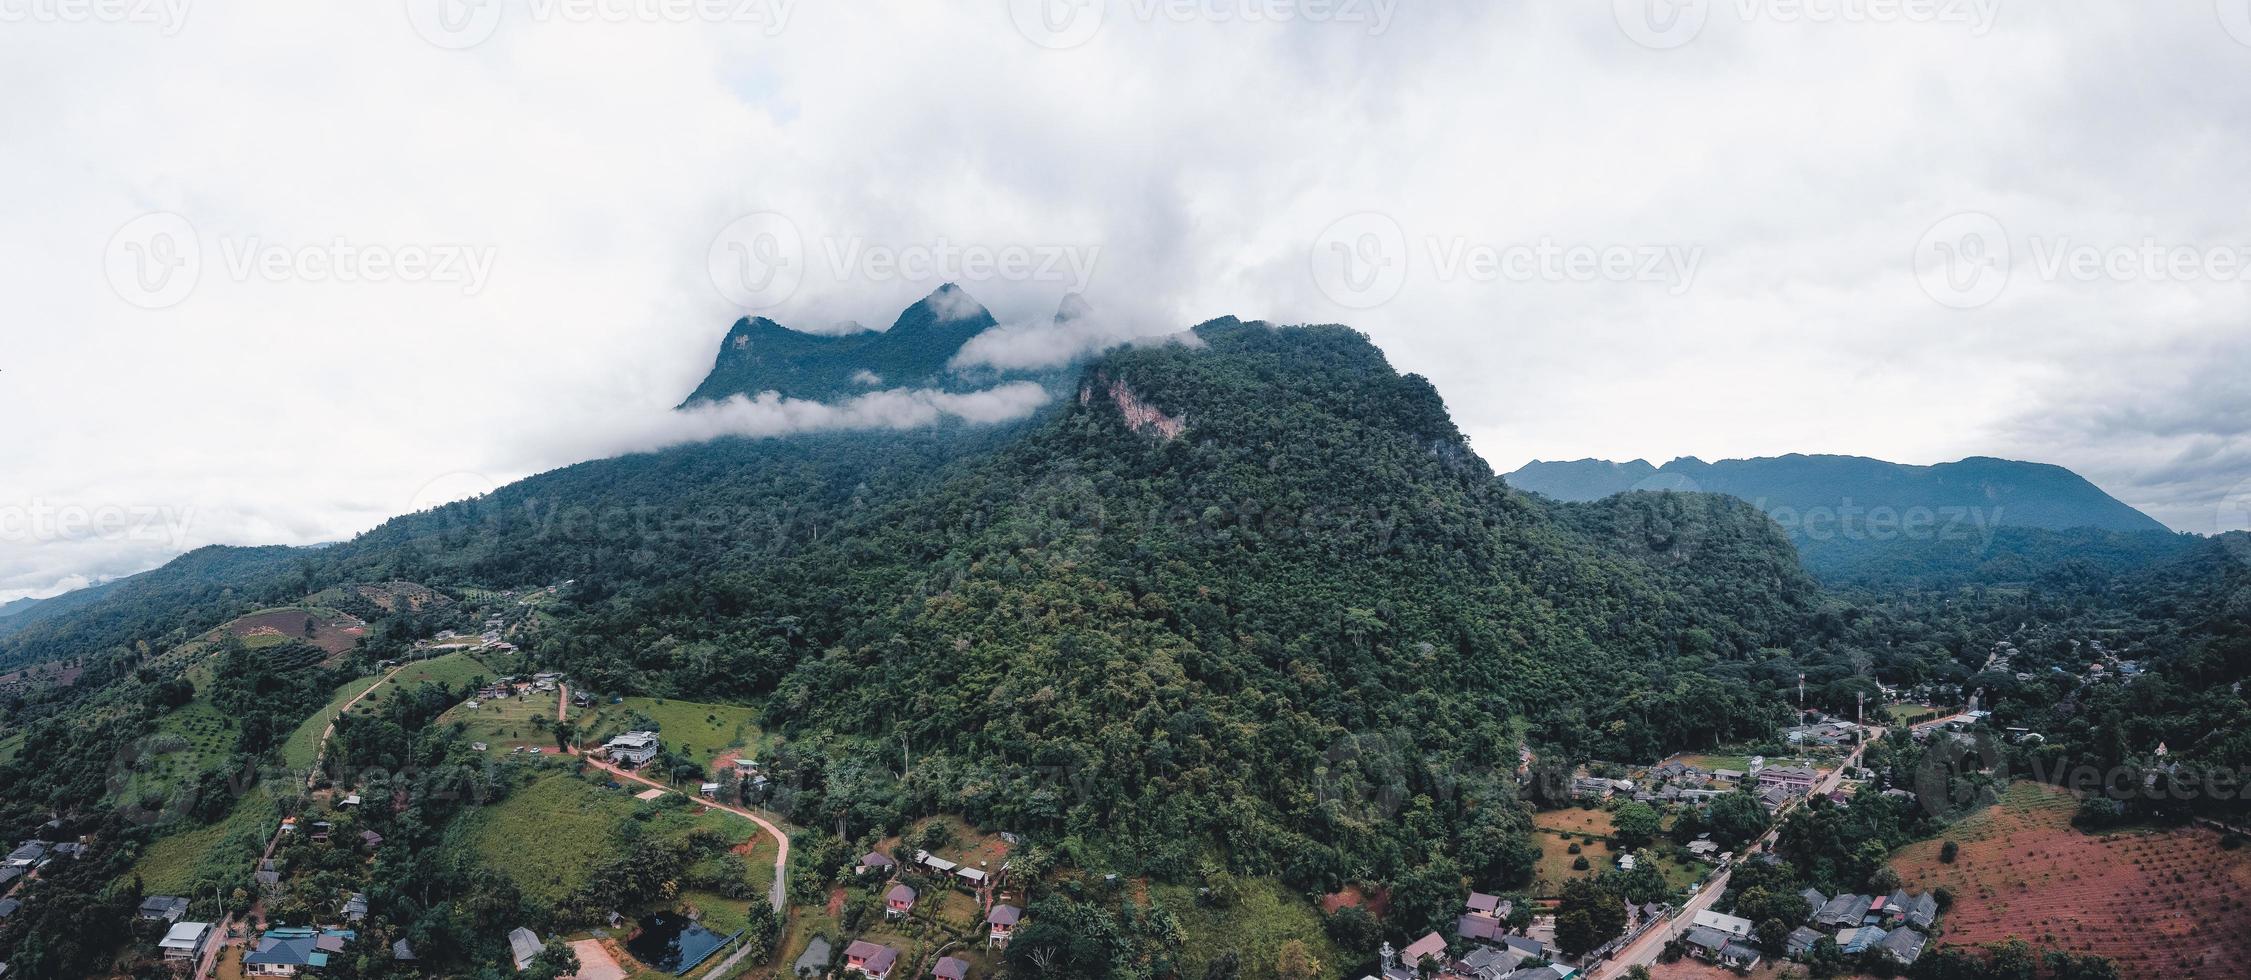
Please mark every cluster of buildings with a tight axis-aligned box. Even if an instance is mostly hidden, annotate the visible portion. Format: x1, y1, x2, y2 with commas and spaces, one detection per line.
1679, 910, 1763, 969
830, 938, 980, 979
138, 897, 212, 965
825, 842, 1022, 978
1378, 891, 1572, 980
1678, 886, 1941, 971
1784, 719, 1863, 748
1620, 757, 1824, 813
0, 833, 81, 893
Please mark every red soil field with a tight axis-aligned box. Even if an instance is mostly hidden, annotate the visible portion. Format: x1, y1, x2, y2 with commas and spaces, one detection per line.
1890, 783, 2251, 978
224, 608, 364, 656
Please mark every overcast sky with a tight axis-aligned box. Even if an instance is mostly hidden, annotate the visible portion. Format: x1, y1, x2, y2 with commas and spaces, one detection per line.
4, 0, 2250, 602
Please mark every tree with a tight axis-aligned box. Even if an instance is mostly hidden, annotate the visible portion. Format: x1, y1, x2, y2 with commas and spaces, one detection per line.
1554, 909, 1602, 960
1275, 939, 1323, 980
1706, 789, 1773, 849
526, 940, 581, 980
1938, 839, 1959, 864
1324, 904, 1382, 955
1553, 877, 1627, 958
1612, 801, 1662, 849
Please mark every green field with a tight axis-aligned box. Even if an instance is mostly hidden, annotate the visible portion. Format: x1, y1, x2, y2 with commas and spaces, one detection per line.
128, 792, 280, 897
1154, 877, 1343, 980
449, 771, 773, 908
443, 690, 564, 757
0, 733, 20, 764
580, 697, 767, 770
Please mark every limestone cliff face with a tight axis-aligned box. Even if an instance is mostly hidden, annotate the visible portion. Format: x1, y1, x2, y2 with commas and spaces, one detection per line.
1080, 373, 1184, 440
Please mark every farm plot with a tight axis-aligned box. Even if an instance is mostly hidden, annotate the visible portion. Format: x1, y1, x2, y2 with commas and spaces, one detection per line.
216, 606, 366, 660
1890, 782, 2251, 978
112, 700, 239, 802
1531, 808, 1617, 895
443, 692, 565, 757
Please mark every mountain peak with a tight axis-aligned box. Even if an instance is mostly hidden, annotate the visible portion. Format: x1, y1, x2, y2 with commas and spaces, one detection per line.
897, 282, 994, 329
680, 287, 1009, 406
1055, 292, 1092, 323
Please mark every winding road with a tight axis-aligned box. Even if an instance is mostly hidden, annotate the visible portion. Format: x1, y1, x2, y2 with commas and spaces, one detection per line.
558, 684, 791, 914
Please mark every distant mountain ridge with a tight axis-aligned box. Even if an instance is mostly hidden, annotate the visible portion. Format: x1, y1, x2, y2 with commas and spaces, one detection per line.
1505, 454, 2167, 533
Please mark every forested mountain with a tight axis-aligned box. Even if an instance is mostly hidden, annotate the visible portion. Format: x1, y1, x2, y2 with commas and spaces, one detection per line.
681, 283, 1043, 404
455, 317, 1822, 886
3, 312, 1822, 889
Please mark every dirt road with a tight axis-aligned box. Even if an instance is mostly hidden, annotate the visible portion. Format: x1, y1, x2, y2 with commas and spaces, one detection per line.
194, 664, 406, 980
560, 684, 791, 914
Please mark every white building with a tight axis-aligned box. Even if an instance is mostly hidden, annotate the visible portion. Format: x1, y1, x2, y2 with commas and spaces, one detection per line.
159, 922, 211, 961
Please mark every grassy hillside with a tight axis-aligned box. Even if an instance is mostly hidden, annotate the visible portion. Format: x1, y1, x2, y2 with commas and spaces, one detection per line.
1153, 877, 1344, 980
448, 770, 772, 909
127, 792, 280, 896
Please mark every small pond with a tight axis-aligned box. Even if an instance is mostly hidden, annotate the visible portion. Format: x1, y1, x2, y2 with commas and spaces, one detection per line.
624, 912, 729, 975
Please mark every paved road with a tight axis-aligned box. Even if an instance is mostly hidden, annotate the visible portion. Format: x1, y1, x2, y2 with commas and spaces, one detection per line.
193, 664, 407, 980
560, 684, 791, 914
1589, 736, 1872, 979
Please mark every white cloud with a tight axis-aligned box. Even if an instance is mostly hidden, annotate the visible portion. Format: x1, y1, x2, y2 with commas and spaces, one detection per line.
3, 0, 2250, 600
